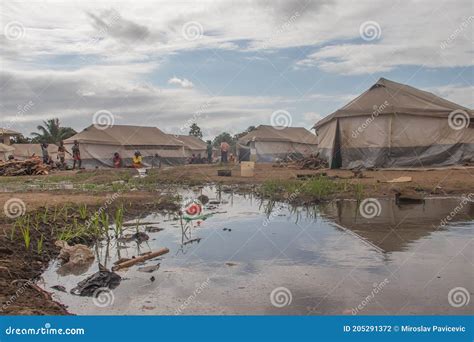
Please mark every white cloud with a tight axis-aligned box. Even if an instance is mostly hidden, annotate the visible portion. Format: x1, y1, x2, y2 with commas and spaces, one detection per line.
168, 77, 194, 89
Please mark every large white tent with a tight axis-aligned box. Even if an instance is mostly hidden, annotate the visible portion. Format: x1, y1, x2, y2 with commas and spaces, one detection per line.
238, 125, 318, 162
313, 78, 474, 169
64, 125, 185, 168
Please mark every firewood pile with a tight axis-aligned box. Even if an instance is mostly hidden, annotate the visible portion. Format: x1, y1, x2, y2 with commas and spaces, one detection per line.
273, 153, 328, 170
0, 158, 50, 176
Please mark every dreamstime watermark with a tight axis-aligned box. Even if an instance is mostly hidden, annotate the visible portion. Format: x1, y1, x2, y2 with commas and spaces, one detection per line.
92, 110, 115, 130
174, 278, 210, 314
3, 198, 26, 219
5, 323, 85, 336
351, 278, 389, 315
263, 190, 300, 226
259, 12, 300, 50
1, 279, 33, 312
92, 287, 115, 308
182, 21, 203, 41
2, 100, 35, 132
175, 101, 211, 137
359, 21, 382, 41
270, 287, 292, 308
351, 101, 389, 138
448, 109, 470, 130
3, 21, 26, 41
440, 16, 473, 50
358, 198, 382, 219
270, 110, 292, 130
434, 193, 473, 229
448, 287, 470, 308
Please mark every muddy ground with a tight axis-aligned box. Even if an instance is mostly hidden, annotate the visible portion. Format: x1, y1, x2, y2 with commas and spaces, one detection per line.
0, 164, 473, 315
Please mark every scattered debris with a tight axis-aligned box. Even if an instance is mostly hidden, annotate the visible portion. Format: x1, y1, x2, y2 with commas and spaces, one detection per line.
225, 262, 238, 267
51, 285, 67, 292
118, 232, 149, 243
273, 153, 328, 170
112, 248, 169, 271
138, 264, 161, 273
386, 176, 412, 183
145, 226, 164, 233
71, 264, 121, 296
55, 240, 94, 276
222, 228, 232, 232
183, 238, 201, 245
197, 194, 209, 204
150, 276, 155, 282
0, 158, 51, 176
217, 169, 232, 177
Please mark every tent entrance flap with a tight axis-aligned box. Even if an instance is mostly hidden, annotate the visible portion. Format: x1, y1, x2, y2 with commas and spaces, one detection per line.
331, 120, 342, 169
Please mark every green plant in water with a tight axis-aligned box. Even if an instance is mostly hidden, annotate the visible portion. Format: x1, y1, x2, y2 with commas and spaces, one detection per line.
19, 216, 31, 250
78, 203, 88, 220
99, 211, 110, 240
114, 205, 124, 237
37, 234, 44, 254
353, 183, 365, 202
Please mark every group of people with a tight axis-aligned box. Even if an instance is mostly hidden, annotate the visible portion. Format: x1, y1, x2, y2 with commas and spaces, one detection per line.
187, 140, 234, 164
39, 140, 82, 170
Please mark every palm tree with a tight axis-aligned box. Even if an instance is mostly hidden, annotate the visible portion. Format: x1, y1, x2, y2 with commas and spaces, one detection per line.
31, 118, 76, 144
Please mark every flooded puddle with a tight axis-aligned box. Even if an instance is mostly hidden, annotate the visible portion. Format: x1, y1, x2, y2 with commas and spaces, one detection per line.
40, 186, 474, 315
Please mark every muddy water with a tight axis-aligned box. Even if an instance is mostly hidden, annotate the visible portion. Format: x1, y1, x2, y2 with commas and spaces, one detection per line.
40, 186, 474, 315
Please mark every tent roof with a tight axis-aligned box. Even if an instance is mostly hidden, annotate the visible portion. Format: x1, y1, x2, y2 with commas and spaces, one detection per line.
313, 77, 473, 129
238, 125, 318, 145
12, 143, 58, 157
0, 143, 15, 153
0, 128, 21, 136
175, 135, 207, 150
64, 125, 184, 146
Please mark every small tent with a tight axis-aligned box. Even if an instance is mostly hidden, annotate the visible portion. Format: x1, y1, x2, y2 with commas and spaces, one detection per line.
175, 135, 207, 158
64, 125, 185, 168
313, 78, 474, 169
0, 143, 15, 161
238, 125, 318, 162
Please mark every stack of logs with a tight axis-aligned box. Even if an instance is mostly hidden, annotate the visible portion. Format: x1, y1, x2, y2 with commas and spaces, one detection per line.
0, 158, 50, 176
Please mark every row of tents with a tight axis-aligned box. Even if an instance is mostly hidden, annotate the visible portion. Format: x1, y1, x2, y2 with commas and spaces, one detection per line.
2, 78, 472, 169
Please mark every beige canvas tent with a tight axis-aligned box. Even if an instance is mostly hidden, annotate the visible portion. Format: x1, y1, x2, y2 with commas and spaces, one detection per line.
12, 143, 59, 161
64, 125, 185, 168
175, 135, 207, 158
238, 125, 318, 162
313, 78, 474, 168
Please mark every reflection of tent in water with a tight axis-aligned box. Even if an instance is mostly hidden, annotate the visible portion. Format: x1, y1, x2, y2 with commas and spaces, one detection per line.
320, 198, 473, 253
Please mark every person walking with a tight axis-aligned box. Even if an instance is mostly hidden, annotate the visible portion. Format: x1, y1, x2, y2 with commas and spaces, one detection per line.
206, 140, 213, 164
57, 141, 71, 169
40, 143, 50, 164
72, 140, 81, 169
220, 141, 230, 163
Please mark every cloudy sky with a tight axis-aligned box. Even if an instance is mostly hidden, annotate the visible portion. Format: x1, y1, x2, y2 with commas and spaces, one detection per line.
1, 0, 472, 139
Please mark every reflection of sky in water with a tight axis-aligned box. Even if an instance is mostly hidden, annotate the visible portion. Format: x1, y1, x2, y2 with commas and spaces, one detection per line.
40, 187, 474, 315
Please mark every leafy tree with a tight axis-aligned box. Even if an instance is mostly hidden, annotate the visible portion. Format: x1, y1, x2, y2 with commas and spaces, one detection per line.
189, 123, 203, 138
233, 126, 256, 140
212, 132, 234, 148
31, 118, 76, 144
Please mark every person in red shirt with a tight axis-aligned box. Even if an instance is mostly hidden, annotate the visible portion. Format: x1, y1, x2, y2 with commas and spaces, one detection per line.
220, 141, 230, 163
113, 152, 122, 168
